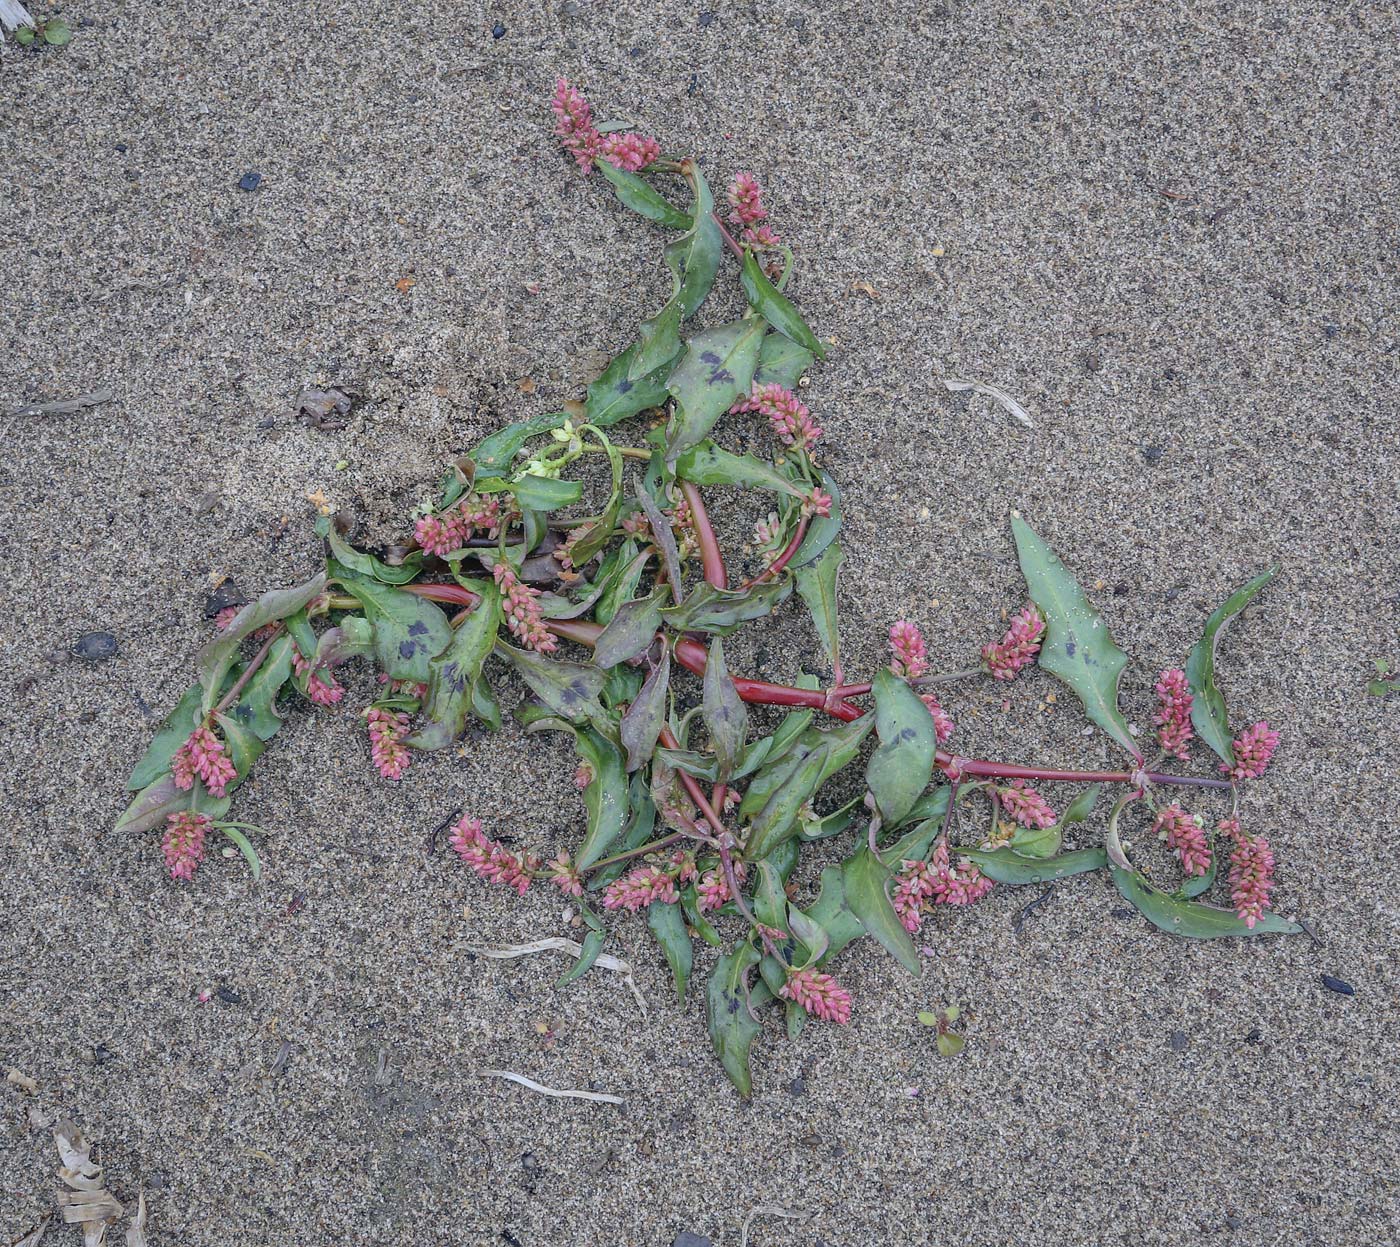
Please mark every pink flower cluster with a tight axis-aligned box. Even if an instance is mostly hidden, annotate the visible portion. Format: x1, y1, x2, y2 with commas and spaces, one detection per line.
602, 865, 678, 912
414, 495, 501, 558
998, 781, 1057, 829
982, 604, 1045, 680
1220, 818, 1276, 927
494, 562, 557, 653
552, 79, 659, 175
731, 383, 822, 450
888, 620, 928, 679
213, 605, 279, 644
892, 842, 994, 932
726, 172, 782, 247
1153, 668, 1194, 761
780, 967, 851, 1024
1225, 721, 1279, 781
172, 725, 237, 798
364, 706, 411, 779
292, 651, 345, 707
449, 815, 538, 896
696, 859, 747, 913
802, 486, 833, 519
1154, 802, 1211, 876
546, 852, 584, 897
920, 693, 955, 745
378, 673, 429, 700
162, 811, 210, 881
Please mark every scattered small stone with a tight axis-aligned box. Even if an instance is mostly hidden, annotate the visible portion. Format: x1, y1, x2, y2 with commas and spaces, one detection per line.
1245, 1026, 1262, 1044
193, 490, 222, 515
216, 986, 242, 1005
1141, 444, 1164, 465
687, 73, 699, 97
1169, 1030, 1188, 1053
491, 21, 506, 38
1084, 352, 1103, 372
787, 1074, 806, 1097
672, 1234, 712, 1247
699, 10, 715, 25
1112, 583, 1129, 597
238, 171, 262, 192
1224, 1213, 1243, 1230
1320, 974, 1354, 996
1110, 907, 1134, 919
115, 142, 127, 153
72, 632, 118, 662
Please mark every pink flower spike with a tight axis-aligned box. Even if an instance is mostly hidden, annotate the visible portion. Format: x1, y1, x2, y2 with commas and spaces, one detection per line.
998, 780, 1057, 829
214, 605, 241, 632
602, 866, 679, 912
546, 852, 585, 898
738, 382, 821, 450
920, 693, 955, 745
494, 562, 557, 654
726, 171, 768, 225
551, 78, 601, 172
888, 620, 929, 679
802, 486, 833, 519
162, 811, 210, 881
780, 967, 852, 1025
982, 604, 1045, 680
1224, 721, 1280, 781
599, 131, 661, 172
927, 840, 994, 906
171, 725, 238, 798
449, 815, 537, 896
1153, 668, 1195, 761
364, 706, 412, 779
1154, 803, 1211, 876
1221, 818, 1275, 927
740, 222, 783, 247
292, 651, 345, 707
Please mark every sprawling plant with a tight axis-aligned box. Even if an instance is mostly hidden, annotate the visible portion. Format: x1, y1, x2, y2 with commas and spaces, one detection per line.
119, 82, 1297, 1094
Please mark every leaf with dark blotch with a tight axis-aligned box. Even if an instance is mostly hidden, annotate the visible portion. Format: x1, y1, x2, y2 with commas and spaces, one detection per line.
789, 470, 841, 569
510, 473, 583, 512
127, 682, 203, 791
703, 638, 748, 782
629, 298, 685, 381
594, 159, 692, 229
555, 927, 606, 988
620, 648, 670, 772
795, 542, 843, 673
470, 413, 568, 478
648, 899, 693, 1002
959, 845, 1109, 885
574, 730, 630, 870
319, 518, 424, 585
593, 586, 667, 669
865, 669, 937, 828
843, 848, 921, 976
801, 865, 866, 965
1011, 516, 1138, 760
1184, 567, 1279, 766
407, 579, 501, 751
1111, 866, 1302, 938
706, 943, 773, 1097
664, 317, 766, 460
673, 441, 805, 496
752, 332, 814, 391
227, 634, 295, 741
660, 576, 793, 636
662, 166, 723, 317
337, 570, 453, 684
114, 774, 230, 835
496, 642, 608, 727
196, 574, 327, 713
738, 248, 826, 358
585, 346, 679, 428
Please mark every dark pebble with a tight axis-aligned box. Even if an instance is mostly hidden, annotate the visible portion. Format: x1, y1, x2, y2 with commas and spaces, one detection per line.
1320, 974, 1355, 996
238, 171, 262, 192
673, 1235, 712, 1247
72, 632, 118, 662
93, 1042, 116, 1065
1225, 1214, 1243, 1230
1112, 583, 1129, 597
204, 583, 245, 618
1085, 352, 1103, 372
1141, 444, 1165, 465
699, 10, 715, 25
1323, 323, 1339, 339
787, 1074, 806, 1097
115, 142, 127, 153
629, 45, 641, 57
687, 73, 699, 97
491, 21, 506, 38
1169, 1030, 1188, 1053
1110, 907, 1134, 919
1245, 1026, 1262, 1044
216, 986, 242, 1004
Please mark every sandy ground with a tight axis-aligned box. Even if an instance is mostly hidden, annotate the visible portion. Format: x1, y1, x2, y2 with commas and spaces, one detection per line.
2, 1, 1398, 1244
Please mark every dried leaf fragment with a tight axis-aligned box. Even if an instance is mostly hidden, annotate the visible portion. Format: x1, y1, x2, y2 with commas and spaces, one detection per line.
480, 1069, 623, 1104
294, 386, 354, 430
848, 280, 881, 300
940, 376, 1034, 429
125, 1192, 148, 1247
394, 276, 417, 294
6, 1066, 38, 1094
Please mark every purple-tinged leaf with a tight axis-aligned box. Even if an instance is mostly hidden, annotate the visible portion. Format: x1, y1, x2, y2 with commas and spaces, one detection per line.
659, 577, 793, 636
114, 776, 229, 836
406, 579, 500, 751
495, 642, 607, 727
620, 648, 670, 772
702, 638, 747, 782
593, 586, 667, 669
664, 317, 766, 460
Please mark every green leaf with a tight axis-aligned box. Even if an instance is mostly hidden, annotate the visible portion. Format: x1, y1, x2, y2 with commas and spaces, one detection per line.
738, 248, 826, 358
795, 542, 843, 672
114, 775, 230, 835
620, 649, 670, 772
752, 333, 814, 390
865, 669, 937, 827
1178, 836, 1220, 900
629, 297, 685, 380
799, 793, 864, 842
594, 159, 692, 229
877, 792, 951, 867
1184, 567, 1279, 766
789, 469, 841, 569
226, 634, 296, 741
936, 1032, 965, 1058
787, 909, 831, 967
127, 683, 203, 790
313, 616, 374, 667
843, 848, 921, 976
1011, 516, 1138, 760
663, 167, 723, 317
43, 18, 72, 45
585, 346, 679, 428
660, 576, 792, 635
706, 943, 771, 1097
595, 542, 648, 626
664, 317, 766, 460
917, 1010, 939, 1027
1110, 866, 1303, 938
406, 579, 501, 750
589, 773, 658, 890
335, 569, 453, 684
702, 638, 748, 782
555, 928, 606, 987
470, 677, 502, 730
469, 413, 567, 478
496, 643, 608, 727
1062, 783, 1103, 824
566, 435, 627, 567
1368, 679, 1400, 698
593, 586, 666, 668
574, 730, 630, 870
319, 518, 424, 584
673, 441, 805, 497
196, 574, 327, 713
602, 663, 643, 709
959, 845, 1108, 885
214, 713, 265, 782
648, 899, 693, 1002
801, 866, 867, 964
681, 886, 724, 947
511, 473, 583, 512
15, 27, 35, 45
1008, 824, 1061, 859
218, 826, 262, 881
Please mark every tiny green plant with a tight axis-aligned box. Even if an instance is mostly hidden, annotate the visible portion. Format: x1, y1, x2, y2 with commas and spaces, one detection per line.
1368, 658, 1399, 698
119, 80, 1300, 1095
917, 1004, 964, 1057
11, 15, 71, 47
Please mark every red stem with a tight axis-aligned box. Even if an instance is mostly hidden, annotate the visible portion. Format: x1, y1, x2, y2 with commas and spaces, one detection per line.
678, 480, 727, 590
212, 624, 285, 718
403, 583, 481, 608
739, 515, 808, 591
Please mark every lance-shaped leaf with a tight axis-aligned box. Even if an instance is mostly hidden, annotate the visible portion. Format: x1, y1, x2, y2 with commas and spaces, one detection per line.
752, 332, 814, 390
706, 942, 773, 1098
336, 570, 452, 684
865, 668, 937, 828
495, 642, 607, 726
1008, 782, 1102, 859
648, 899, 693, 1002
620, 648, 670, 772
196, 574, 327, 713
876, 789, 951, 867
673, 441, 805, 497
843, 848, 921, 976
469, 412, 567, 479
1011, 516, 1139, 760
660, 577, 793, 635
1110, 866, 1302, 938
596, 542, 648, 625
959, 845, 1108, 885
115, 775, 230, 835
225, 634, 296, 741
127, 683, 203, 791
575, 730, 630, 869
510, 473, 583, 513
594, 158, 692, 229
471, 678, 502, 730
1179, 837, 1220, 901
555, 927, 607, 988
319, 518, 424, 585
801, 865, 866, 965
593, 586, 667, 669
637, 483, 684, 600
602, 662, 643, 710
789, 469, 841, 569
407, 579, 501, 750
215, 712, 266, 782
1184, 566, 1279, 766
629, 297, 684, 381
681, 885, 723, 947
702, 638, 747, 782
566, 435, 627, 566
755, 861, 793, 997
663, 165, 723, 317
795, 542, 843, 673
585, 346, 679, 428
664, 317, 765, 460
738, 248, 826, 358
